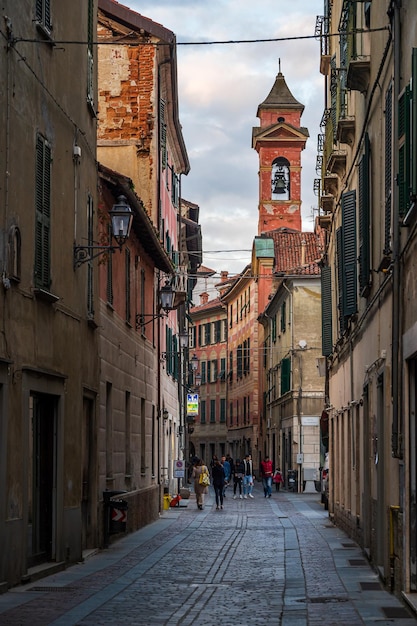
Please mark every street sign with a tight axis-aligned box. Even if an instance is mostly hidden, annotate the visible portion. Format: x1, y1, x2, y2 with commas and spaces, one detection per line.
111, 507, 127, 523
186, 393, 199, 416
174, 459, 185, 478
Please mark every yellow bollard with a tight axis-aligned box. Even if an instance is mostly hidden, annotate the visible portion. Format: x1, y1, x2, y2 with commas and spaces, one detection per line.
163, 494, 172, 510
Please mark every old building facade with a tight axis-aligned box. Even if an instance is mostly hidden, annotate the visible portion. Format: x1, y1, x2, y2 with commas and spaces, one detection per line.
316, 0, 417, 597
188, 294, 228, 464
97, 0, 192, 520
258, 230, 325, 491
0, 0, 99, 587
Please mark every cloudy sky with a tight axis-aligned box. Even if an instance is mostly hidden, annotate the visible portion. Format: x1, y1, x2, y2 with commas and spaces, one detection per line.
128, 0, 324, 276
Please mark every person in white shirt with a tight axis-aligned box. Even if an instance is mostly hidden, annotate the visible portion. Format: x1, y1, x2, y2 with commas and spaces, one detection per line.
243, 454, 255, 498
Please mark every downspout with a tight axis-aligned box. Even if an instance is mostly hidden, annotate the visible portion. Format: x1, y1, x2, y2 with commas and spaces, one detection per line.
391, 0, 401, 458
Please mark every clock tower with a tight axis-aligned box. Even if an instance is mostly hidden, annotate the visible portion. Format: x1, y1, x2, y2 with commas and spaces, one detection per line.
252, 64, 308, 234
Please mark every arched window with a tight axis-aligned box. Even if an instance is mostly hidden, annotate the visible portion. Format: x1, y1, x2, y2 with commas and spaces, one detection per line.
271, 157, 290, 200
8, 225, 21, 281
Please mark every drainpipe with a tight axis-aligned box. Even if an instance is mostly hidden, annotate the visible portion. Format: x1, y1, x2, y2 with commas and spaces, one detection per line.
391, 0, 401, 458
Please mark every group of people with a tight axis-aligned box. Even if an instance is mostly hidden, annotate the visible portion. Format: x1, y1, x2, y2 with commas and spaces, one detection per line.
191, 453, 283, 510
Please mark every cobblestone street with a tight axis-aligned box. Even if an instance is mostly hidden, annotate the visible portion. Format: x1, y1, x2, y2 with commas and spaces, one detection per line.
0, 486, 416, 625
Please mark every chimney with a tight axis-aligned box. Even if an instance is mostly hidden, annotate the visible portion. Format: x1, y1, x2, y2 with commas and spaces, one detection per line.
220, 270, 228, 282
301, 240, 306, 266
200, 292, 209, 304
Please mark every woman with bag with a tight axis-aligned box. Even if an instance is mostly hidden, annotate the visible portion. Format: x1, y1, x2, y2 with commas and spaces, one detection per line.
192, 458, 209, 510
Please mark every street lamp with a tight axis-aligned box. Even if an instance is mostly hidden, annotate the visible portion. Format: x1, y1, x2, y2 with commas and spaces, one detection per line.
73, 195, 133, 268
135, 281, 176, 329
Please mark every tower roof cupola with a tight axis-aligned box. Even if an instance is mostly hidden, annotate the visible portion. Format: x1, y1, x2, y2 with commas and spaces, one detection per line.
257, 62, 304, 117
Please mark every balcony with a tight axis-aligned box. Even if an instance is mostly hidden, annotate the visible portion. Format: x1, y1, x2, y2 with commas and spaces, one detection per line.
172, 265, 188, 308
320, 194, 335, 214
337, 116, 355, 146
317, 214, 332, 229
327, 150, 347, 178
323, 174, 339, 197
347, 58, 370, 93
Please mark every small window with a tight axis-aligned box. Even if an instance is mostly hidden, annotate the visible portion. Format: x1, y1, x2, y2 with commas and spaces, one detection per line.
36, 0, 52, 35
8, 226, 21, 281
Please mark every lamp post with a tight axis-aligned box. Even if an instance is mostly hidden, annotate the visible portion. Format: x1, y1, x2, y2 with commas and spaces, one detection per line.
73, 195, 133, 268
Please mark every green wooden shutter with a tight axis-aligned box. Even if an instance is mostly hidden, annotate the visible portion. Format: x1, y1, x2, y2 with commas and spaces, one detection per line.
384, 84, 392, 254
412, 49, 417, 198
342, 190, 357, 317
281, 357, 291, 395
34, 135, 51, 290
398, 85, 411, 217
336, 226, 346, 334
359, 134, 370, 296
321, 265, 333, 357
220, 398, 226, 422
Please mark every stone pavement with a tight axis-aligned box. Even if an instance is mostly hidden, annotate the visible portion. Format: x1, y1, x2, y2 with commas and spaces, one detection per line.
0, 484, 416, 625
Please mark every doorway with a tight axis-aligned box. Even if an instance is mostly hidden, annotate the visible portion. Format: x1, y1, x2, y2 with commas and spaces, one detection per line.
81, 396, 96, 551
28, 393, 57, 567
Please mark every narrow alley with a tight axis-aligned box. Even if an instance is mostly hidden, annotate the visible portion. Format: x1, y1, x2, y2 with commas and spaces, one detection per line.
0, 486, 415, 626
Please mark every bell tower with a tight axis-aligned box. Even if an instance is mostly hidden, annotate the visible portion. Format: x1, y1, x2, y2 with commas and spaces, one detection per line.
252, 62, 308, 234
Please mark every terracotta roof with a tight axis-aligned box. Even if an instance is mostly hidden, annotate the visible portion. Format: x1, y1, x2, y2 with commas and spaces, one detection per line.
190, 297, 224, 315
265, 228, 325, 276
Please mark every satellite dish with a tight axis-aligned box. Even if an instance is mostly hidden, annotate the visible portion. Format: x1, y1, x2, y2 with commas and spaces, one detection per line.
299, 339, 307, 349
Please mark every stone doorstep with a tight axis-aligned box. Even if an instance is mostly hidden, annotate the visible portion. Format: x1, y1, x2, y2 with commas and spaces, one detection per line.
402, 591, 417, 619
22, 561, 66, 586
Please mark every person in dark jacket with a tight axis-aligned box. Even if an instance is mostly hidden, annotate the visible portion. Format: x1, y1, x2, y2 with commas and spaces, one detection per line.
212, 458, 226, 509
233, 458, 244, 499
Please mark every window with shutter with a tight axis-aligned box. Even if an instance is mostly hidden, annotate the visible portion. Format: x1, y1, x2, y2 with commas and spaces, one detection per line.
201, 361, 206, 385
106, 223, 113, 305
36, 0, 52, 34
34, 135, 51, 290
160, 99, 167, 170
384, 84, 392, 254
359, 134, 371, 296
336, 227, 346, 334
412, 49, 417, 199
125, 248, 131, 323
341, 190, 358, 317
398, 86, 411, 218
210, 400, 216, 423
321, 265, 333, 357
220, 398, 226, 423
280, 301, 286, 332
87, 195, 94, 317
87, 0, 94, 111
219, 357, 226, 381
200, 400, 206, 424
280, 357, 291, 395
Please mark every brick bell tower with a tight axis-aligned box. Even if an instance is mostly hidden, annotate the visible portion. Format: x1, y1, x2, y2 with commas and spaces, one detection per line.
252, 62, 308, 234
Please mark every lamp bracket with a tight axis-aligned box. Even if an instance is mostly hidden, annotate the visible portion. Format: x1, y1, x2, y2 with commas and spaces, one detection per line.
135, 312, 167, 329
73, 243, 121, 269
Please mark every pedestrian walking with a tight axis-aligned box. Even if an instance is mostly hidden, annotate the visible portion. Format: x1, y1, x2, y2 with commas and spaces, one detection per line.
212, 458, 226, 509
192, 458, 209, 510
273, 468, 284, 492
243, 454, 255, 498
221, 455, 231, 497
260, 455, 273, 498
233, 458, 244, 498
